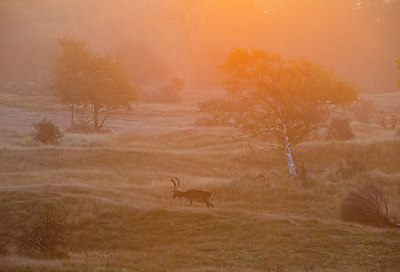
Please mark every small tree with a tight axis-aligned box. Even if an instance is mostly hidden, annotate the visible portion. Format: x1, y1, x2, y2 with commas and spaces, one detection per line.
219, 49, 358, 175
52, 38, 138, 132
51, 38, 91, 128
85, 53, 138, 131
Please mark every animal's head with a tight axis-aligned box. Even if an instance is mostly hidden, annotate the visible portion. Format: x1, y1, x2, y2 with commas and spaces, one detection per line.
170, 177, 181, 198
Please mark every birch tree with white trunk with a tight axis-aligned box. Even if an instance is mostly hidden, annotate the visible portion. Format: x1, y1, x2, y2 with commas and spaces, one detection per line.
219, 49, 359, 176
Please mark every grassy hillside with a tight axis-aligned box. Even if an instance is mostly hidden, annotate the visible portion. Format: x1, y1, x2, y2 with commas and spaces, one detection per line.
0, 98, 400, 271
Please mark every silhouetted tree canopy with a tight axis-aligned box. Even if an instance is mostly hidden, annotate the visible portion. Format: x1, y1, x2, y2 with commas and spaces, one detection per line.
51, 38, 91, 127
51, 38, 138, 131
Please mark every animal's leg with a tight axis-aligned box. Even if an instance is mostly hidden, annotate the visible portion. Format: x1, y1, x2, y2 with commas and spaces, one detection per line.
209, 195, 214, 208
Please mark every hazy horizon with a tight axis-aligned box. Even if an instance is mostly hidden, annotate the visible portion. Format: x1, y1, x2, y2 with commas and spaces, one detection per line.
1, 0, 399, 92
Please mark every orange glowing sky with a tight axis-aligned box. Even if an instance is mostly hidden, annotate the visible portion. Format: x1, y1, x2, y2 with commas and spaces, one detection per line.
0, 0, 399, 91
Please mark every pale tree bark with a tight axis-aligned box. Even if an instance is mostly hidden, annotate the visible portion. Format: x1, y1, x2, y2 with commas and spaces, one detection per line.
277, 99, 297, 176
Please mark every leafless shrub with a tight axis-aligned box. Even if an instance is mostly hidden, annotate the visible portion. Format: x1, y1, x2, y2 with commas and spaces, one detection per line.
376, 110, 398, 130
376, 111, 390, 129
340, 184, 398, 228
8, 203, 71, 259
32, 118, 63, 144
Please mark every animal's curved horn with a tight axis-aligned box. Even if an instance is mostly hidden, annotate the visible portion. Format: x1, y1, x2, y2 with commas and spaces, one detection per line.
170, 178, 177, 189
173, 177, 181, 189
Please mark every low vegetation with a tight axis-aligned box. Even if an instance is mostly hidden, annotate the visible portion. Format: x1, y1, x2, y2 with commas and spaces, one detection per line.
1, 106, 400, 271
5, 203, 71, 259
141, 76, 185, 104
32, 118, 63, 144
325, 118, 355, 141
376, 110, 399, 130
341, 184, 399, 228
350, 99, 376, 123
196, 98, 250, 127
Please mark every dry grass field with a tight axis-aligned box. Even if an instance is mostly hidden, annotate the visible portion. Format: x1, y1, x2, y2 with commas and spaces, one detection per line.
0, 92, 400, 271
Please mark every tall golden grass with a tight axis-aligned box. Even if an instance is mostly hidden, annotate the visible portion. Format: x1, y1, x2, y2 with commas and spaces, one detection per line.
1, 94, 400, 271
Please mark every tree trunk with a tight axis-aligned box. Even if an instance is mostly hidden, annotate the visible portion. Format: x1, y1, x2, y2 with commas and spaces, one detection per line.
283, 126, 296, 176
70, 104, 74, 128
277, 99, 297, 176
93, 104, 99, 132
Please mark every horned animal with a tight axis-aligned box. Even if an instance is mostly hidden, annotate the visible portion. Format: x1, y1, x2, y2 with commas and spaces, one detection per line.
170, 177, 214, 208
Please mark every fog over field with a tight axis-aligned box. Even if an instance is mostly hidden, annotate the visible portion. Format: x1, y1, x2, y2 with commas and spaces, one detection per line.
0, 1, 400, 272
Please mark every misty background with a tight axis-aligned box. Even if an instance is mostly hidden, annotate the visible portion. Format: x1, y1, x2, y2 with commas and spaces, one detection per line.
0, 0, 399, 95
